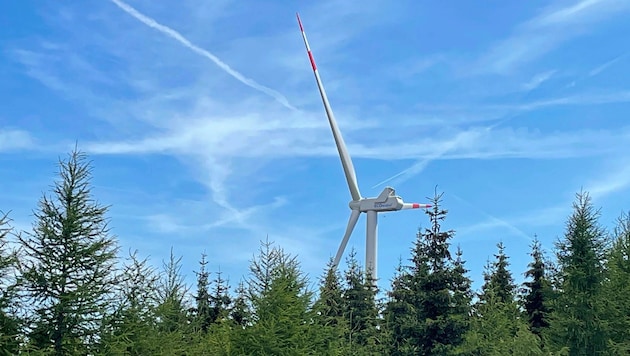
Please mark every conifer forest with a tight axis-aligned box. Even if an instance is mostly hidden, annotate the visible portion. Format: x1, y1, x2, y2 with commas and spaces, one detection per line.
1, 148, 629, 356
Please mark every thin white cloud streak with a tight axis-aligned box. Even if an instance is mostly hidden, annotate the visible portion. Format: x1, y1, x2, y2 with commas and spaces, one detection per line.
588, 53, 627, 77
586, 161, 630, 199
449, 192, 534, 244
143, 196, 288, 234
476, 0, 630, 73
368, 85, 630, 187
371, 117, 513, 189
456, 158, 630, 244
370, 129, 485, 189
521, 70, 556, 91
86, 120, 630, 163
0, 129, 35, 151
109, 0, 297, 111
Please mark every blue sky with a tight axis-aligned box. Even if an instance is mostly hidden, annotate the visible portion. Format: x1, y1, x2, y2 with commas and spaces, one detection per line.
1, 0, 630, 293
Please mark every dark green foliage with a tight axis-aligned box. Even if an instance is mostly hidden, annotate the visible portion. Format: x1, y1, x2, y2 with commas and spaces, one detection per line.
17, 149, 119, 355
312, 258, 348, 353
459, 240, 542, 355
0, 212, 21, 355
313, 258, 345, 328
521, 237, 552, 339
99, 249, 160, 355
153, 247, 192, 350
548, 190, 610, 355
603, 212, 630, 354
342, 249, 381, 353
452, 245, 473, 324
384, 191, 471, 355
209, 268, 231, 325
480, 241, 516, 305
235, 238, 317, 355
457, 292, 544, 355
192, 253, 212, 333
230, 280, 250, 328
6, 149, 630, 354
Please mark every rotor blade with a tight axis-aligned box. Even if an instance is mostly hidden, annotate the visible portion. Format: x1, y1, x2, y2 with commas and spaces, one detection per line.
333, 209, 361, 268
401, 203, 432, 210
296, 13, 362, 201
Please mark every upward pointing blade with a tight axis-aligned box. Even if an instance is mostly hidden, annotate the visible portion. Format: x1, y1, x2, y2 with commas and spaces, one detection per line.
297, 13, 362, 201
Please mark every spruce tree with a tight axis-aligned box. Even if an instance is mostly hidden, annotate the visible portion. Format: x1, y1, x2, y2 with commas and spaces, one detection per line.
451, 245, 473, 332
312, 259, 351, 353
461, 241, 537, 355
209, 268, 231, 325
0, 212, 20, 354
521, 237, 551, 339
548, 190, 609, 355
236, 239, 315, 354
457, 296, 544, 355
193, 253, 212, 333
603, 212, 630, 354
384, 191, 471, 355
313, 258, 345, 328
17, 148, 119, 354
383, 258, 416, 355
342, 249, 380, 353
100, 249, 160, 355
230, 280, 250, 328
480, 241, 516, 305
154, 247, 191, 351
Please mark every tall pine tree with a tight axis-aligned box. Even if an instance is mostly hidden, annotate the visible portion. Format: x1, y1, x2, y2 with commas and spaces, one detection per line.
521, 237, 551, 340
17, 148, 119, 355
236, 238, 316, 354
384, 190, 471, 355
100, 249, 160, 355
342, 248, 381, 354
313, 258, 352, 353
0, 212, 20, 354
479, 241, 516, 305
603, 211, 630, 354
459, 241, 542, 355
193, 253, 212, 333
548, 190, 609, 355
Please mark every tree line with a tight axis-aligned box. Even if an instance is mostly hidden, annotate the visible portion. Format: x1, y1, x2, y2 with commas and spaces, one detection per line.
1, 148, 629, 355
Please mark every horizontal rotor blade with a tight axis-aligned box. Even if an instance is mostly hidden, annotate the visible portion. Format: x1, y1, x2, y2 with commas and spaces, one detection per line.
333, 209, 361, 268
296, 13, 362, 201
401, 203, 432, 210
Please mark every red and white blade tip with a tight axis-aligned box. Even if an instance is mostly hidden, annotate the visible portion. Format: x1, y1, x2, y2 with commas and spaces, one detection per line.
296, 12, 304, 31
296, 12, 317, 72
412, 203, 431, 209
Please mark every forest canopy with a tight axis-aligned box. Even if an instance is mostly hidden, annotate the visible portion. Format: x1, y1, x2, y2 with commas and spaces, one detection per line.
1, 148, 629, 355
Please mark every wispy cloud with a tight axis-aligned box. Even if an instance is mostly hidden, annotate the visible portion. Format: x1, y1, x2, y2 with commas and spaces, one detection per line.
456, 156, 630, 245
450, 192, 534, 243
588, 53, 627, 77
370, 115, 520, 189
521, 70, 556, 91
0, 129, 35, 151
586, 160, 630, 199
475, 0, 630, 74
109, 0, 297, 111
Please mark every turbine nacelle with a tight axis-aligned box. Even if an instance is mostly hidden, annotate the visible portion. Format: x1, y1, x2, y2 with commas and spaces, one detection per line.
349, 186, 431, 212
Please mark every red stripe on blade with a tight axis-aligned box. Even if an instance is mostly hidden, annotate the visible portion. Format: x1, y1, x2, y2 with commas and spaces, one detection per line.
308, 51, 317, 71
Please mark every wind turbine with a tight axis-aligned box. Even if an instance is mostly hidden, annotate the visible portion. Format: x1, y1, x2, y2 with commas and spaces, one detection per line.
296, 13, 431, 282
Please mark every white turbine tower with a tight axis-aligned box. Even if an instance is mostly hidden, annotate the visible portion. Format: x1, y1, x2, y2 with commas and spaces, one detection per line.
297, 13, 431, 282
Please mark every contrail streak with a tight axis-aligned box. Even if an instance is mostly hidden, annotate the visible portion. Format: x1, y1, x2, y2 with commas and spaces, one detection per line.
109, 0, 297, 111
371, 117, 513, 190
449, 192, 534, 244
